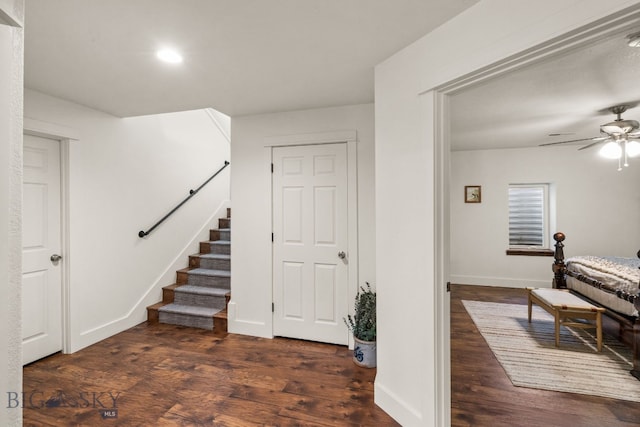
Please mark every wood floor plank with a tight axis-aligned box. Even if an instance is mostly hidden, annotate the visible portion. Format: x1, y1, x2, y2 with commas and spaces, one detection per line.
451, 284, 640, 427
283, 379, 375, 402
24, 284, 638, 426
23, 323, 398, 426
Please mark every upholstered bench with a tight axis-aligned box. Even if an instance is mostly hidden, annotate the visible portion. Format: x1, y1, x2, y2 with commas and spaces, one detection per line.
527, 288, 606, 352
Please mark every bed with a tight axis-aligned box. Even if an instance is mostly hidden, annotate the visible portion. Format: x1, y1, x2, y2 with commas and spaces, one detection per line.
551, 232, 640, 380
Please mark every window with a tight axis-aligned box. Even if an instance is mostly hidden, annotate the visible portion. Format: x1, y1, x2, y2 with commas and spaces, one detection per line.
508, 184, 552, 251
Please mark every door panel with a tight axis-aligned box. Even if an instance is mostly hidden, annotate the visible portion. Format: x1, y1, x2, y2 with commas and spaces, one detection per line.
22, 271, 47, 339
282, 187, 303, 244
314, 264, 336, 323
283, 262, 304, 320
314, 187, 337, 245
273, 143, 348, 345
22, 134, 62, 365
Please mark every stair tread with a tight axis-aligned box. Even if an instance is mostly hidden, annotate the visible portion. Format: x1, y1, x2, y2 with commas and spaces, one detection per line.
147, 302, 166, 310
150, 212, 231, 331
158, 303, 222, 317
188, 268, 231, 277
198, 253, 231, 260
174, 285, 229, 297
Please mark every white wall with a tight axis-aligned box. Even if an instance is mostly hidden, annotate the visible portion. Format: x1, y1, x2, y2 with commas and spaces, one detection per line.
451, 146, 640, 288
0, 0, 24, 426
229, 104, 375, 337
374, 1, 640, 426
0, 2, 22, 425
0, 0, 21, 26
0, 27, 17, 413
24, 89, 230, 352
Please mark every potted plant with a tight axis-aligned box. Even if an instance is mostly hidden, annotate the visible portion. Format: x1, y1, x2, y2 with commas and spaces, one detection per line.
344, 282, 376, 368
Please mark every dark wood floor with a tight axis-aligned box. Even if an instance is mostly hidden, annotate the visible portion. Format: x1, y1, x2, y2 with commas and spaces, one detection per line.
23, 284, 640, 426
23, 324, 399, 426
451, 284, 640, 427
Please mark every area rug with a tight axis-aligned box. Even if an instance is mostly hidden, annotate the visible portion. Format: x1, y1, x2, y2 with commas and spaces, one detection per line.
462, 300, 640, 402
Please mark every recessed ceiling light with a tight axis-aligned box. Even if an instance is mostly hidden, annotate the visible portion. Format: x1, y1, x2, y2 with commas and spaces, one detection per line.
156, 48, 183, 64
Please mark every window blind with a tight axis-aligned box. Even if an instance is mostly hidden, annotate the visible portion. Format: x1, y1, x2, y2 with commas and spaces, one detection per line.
508, 186, 545, 247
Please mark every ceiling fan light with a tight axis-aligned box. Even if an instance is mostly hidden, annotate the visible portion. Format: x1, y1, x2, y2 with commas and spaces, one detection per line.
600, 119, 640, 135
627, 140, 640, 157
599, 141, 622, 159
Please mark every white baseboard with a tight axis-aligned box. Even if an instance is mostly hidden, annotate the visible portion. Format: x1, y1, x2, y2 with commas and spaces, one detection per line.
374, 381, 423, 427
450, 275, 552, 289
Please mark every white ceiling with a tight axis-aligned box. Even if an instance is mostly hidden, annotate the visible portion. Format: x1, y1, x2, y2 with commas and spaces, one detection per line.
24, 0, 478, 118
450, 29, 640, 151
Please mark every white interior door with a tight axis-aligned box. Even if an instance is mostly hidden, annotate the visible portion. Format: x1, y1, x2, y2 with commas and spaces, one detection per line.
22, 134, 63, 365
272, 143, 349, 345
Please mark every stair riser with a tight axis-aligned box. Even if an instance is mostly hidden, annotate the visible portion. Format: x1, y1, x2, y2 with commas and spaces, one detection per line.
158, 312, 213, 330
188, 256, 199, 268
199, 258, 230, 270
189, 255, 231, 270
177, 271, 189, 284
214, 316, 227, 335
188, 275, 230, 289
200, 241, 231, 255
178, 271, 229, 286
163, 287, 175, 303
147, 307, 159, 323
149, 211, 231, 333
174, 293, 226, 309
209, 229, 231, 241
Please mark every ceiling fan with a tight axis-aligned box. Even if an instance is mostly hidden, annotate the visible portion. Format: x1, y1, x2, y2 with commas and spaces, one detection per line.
540, 105, 640, 170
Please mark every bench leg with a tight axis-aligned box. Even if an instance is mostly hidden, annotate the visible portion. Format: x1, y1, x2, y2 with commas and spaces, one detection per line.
632, 322, 640, 380
596, 312, 602, 352
554, 311, 560, 348
528, 294, 532, 323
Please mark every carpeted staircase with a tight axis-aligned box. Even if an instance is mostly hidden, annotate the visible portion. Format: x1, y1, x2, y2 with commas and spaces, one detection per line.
147, 208, 230, 334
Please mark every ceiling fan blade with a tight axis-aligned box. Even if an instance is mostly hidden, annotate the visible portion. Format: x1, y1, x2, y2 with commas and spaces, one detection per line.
578, 139, 607, 151
539, 136, 605, 147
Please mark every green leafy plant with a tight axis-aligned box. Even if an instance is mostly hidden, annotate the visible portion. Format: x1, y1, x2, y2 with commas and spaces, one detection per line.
344, 282, 376, 342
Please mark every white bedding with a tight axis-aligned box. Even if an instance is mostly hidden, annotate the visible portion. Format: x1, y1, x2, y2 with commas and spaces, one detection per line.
565, 256, 640, 317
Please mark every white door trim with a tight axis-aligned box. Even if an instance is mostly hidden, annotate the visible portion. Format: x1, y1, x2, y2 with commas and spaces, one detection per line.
23, 118, 76, 355
265, 131, 358, 346
428, 90, 451, 427
428, 6, 640, 426
265, 130, 357, 147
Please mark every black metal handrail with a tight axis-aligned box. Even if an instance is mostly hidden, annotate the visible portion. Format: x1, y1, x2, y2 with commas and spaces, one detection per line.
138, 160, 229, 238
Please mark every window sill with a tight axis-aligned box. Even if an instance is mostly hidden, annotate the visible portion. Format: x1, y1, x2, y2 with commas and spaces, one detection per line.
506, 248, 554, 257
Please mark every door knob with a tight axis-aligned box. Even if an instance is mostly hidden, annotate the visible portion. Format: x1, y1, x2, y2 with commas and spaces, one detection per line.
338, 251, 346, 259
50, 254, 62, 263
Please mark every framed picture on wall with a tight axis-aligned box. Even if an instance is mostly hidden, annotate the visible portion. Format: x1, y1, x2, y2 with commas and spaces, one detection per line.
465, 185, 481, 203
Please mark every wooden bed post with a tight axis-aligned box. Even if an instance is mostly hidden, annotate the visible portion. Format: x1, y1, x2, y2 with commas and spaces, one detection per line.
632, 323, 640, 380
552, 232, 567, 289
632, 249, 640, 380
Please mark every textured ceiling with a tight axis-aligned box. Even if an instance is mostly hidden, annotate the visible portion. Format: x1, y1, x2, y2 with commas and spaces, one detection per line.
450, 29, 640, 151
24, 0, 478, 117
